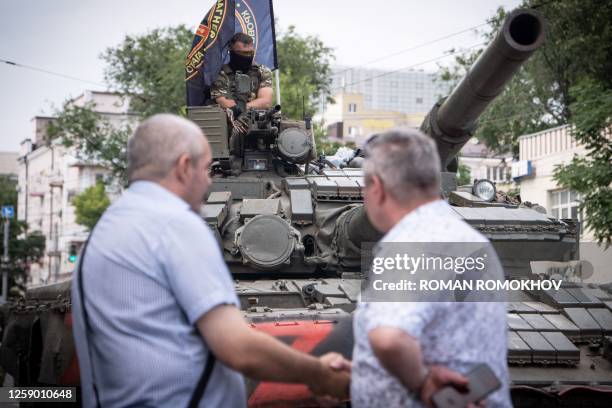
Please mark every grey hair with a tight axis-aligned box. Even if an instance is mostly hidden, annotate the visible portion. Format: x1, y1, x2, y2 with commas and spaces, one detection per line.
363, 128, 441, 201
127, 114, 205, 183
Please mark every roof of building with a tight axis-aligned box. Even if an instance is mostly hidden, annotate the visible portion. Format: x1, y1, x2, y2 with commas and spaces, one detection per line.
517, 124, 569, 141
459, 138, 511, 159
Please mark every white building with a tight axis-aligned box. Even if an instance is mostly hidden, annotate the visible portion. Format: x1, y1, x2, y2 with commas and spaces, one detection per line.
514, 124, 610, 283
515, 125, 584, 222
17, 91, 133, 285
458, 138, 514, 190
329, 66, 450, 114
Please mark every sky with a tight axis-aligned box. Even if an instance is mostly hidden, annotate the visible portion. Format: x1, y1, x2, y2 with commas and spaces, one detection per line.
0, 0, 522, 152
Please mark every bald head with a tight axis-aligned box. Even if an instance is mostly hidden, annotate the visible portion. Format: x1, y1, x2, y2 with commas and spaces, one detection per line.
128, 114, 207, 183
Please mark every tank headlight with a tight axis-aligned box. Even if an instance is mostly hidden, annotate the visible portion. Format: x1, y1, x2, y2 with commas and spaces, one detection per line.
472, 179, 496, 202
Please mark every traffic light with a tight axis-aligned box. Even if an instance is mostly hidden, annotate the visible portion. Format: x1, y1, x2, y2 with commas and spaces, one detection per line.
68, 244, 77, 263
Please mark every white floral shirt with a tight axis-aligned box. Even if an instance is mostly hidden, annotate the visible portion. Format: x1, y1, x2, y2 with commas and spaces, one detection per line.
351, 200, 511, 407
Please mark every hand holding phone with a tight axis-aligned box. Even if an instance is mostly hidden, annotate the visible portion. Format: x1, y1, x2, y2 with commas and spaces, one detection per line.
431, 364, 500, 408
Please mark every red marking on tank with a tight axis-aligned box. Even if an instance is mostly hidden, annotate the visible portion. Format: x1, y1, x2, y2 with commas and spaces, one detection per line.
59, 312, 81, 385
64, 312, 72, 328
248, 320, 335, 407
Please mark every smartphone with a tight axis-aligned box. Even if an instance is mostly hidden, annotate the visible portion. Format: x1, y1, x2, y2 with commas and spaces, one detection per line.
431, 363, 501, 408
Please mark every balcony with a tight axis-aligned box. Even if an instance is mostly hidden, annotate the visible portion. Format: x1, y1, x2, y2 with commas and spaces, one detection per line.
49, 173, 64, 188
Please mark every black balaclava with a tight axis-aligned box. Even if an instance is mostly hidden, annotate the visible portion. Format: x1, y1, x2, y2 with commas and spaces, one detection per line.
229, 51, 254, 73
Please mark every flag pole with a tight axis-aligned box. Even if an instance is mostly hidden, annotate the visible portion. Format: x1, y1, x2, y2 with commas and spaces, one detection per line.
275, 69, 281, 105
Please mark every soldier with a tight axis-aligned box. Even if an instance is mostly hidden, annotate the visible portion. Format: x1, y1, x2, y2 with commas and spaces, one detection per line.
211, 32, 273, 111
211, 33, 273, 169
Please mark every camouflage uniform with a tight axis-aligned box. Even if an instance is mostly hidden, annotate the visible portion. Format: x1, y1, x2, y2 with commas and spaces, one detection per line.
210, 63, 273, 105
210, 64, 273, 165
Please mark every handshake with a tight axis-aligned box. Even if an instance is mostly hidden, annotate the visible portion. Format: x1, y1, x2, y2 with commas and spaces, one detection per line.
307, 352, 351, 403
306, 354, 481, 408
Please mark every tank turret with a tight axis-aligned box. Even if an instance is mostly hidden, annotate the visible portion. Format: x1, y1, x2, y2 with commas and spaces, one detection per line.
183, 9, 576, 279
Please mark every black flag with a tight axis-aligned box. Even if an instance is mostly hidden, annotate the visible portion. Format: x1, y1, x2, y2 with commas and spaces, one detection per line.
185, 0, 278, 107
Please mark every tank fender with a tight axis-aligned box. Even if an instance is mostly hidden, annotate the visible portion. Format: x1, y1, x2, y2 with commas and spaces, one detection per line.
37, 311, 74, 384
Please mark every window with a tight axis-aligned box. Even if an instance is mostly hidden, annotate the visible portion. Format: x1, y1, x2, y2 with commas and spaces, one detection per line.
348, 126, 360, 137
95, 173, 104, 184
416, 97, 423, 104
550, 189, 579, 219
348, 103, 357, 113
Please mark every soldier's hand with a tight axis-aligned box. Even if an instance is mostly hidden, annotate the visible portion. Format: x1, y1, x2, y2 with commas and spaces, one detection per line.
308, 353, 350, 401
231, 105, 243, 119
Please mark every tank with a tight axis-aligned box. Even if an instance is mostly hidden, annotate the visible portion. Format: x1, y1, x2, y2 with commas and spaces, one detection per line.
2, 8, 611, 407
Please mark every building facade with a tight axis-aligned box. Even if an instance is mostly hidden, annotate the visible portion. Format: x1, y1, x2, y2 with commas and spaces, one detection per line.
329, 66, 450, 114
458, 138, 514, 190
514, 125, 584, 222
17, 91, 132, 286
323, 92, 425, 146
513, 124, 610, 283
318, 66, 451, 146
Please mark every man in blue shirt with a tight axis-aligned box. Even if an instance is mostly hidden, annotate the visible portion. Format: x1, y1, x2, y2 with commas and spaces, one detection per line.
71, 114, 349, 407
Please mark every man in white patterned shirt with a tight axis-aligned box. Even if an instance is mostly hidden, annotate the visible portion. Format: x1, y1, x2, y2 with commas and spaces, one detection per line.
350, 129, 511, 407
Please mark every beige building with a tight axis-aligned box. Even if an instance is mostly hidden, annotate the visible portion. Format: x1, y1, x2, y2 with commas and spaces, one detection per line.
514, 124, 610, 283
515, 125, 585, 222
320, 92, 425, 146
17, 91, 133, 286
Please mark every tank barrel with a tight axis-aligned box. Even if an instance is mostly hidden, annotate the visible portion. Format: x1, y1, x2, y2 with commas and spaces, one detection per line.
421, 8, 546, 170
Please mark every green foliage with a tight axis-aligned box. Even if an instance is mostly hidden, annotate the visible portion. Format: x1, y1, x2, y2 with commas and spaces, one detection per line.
0, 176, 45, 292
102, 25, 193, 117
437, 0, 612, 152
47, 27, 193, 187
0, 175, 18, 209
312, 120, 355, 156
47, 101, 132, 185
457, 162, 472, 186
47, 23, 336, 184
553, 79, 612, 246
438, 0, 612, 244
276, 25, 335, 120
72, 181, 111, 231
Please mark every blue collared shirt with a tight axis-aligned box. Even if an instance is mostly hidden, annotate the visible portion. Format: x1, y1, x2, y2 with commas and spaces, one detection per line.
71, 181, 246, 407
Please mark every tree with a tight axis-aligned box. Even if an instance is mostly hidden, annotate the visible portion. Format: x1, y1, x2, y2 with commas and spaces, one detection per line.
72, 181, 111, 231
47, 27, 193, 187
437, 1, 612, 151
437, 7, 558, 154
48, 23, 337, 176
0, 176, 45, 292
457, 162, 472, 186
553, 79, 612, 246
438, 0, 612, 244
47, 101, 132, 184
276, 25, 335, 120
101, 26, 194, 118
